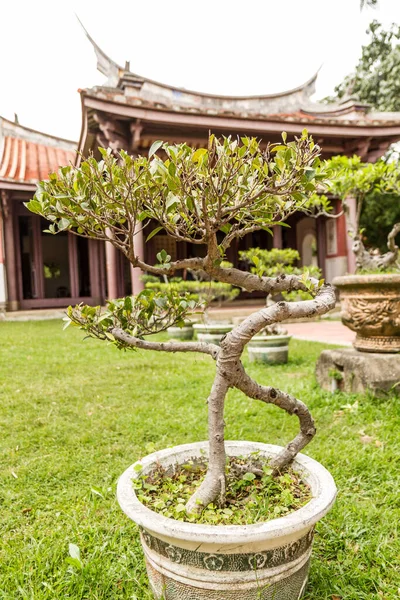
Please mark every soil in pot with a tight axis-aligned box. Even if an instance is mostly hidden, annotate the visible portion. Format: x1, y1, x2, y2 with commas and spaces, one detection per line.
132, 455, 311, 525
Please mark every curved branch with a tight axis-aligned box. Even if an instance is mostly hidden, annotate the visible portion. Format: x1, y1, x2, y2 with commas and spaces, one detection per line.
235, 366, 316, 470
133, 256, 205, 275
110, 328, 219, 359
207, 264, 318, 294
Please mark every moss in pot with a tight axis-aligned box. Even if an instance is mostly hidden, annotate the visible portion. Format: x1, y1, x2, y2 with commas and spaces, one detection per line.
27, 133, 337, 599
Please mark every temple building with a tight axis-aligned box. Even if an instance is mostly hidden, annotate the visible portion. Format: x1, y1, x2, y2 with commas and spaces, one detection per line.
2, 28, 400, 310
0, 117, 104, 311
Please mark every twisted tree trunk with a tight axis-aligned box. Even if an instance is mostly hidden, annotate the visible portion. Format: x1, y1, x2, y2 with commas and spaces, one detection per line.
185, 286, 336, 514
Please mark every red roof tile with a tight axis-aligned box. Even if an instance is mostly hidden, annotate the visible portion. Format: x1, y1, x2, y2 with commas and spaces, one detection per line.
0, 136, 75, 184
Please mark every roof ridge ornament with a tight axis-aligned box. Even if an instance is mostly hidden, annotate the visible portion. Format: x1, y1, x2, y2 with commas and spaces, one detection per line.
76, 15, 127, 87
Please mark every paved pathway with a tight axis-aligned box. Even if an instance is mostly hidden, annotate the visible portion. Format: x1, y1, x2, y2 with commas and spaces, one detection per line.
285, 321, 355, 346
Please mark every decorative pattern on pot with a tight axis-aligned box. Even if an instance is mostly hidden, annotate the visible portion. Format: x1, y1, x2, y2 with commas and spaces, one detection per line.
193, 323, 233, 346
247, 335, 292, 364
334, 275, 400, 353
140, 526, 314, 573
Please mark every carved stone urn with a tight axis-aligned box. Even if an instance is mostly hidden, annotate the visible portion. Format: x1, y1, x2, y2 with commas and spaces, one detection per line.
333, 274, 400, 353
117, 441, 336, 600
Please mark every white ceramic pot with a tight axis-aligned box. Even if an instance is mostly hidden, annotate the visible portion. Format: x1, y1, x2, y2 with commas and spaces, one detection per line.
167, 325, 194, 340
193, 322, 233, 345
248, 335, 292, 364
117, 441, 337, 600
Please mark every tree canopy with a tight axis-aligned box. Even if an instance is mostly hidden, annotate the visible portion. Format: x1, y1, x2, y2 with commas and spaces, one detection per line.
329, 20, 400, 112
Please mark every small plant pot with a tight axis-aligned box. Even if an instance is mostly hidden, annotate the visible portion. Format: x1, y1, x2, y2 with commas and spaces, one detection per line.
167, 324, 194, 340
117, 440, 337, 600
193, 322, 233, 345
247, 335, 292, 364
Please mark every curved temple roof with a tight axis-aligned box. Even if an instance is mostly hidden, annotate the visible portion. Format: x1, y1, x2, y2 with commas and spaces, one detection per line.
78, 19, 400, 127
78, 17, 324, 118
77, 20, 400, 163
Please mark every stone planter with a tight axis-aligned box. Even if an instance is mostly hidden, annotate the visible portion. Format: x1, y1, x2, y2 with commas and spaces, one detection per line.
167, 324, 194, 340
247, 335, 292, 364
193, 322, 233, 345
334, 274, 400, 353
117, 440, 337, 600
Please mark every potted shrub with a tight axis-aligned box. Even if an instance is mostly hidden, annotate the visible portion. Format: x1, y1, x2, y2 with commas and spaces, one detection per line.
239, 247, 322, 305
327, 156, 400, 353
247, 324, 292, 364
27, 134, 337, 599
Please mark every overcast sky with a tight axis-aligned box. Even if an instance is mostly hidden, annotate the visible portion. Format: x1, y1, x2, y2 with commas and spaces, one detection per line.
1, 0, 399, 141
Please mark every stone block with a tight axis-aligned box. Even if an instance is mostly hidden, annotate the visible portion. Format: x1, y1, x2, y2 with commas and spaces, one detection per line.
316, 348, 400, 397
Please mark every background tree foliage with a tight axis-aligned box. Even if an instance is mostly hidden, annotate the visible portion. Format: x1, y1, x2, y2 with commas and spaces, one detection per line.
325, 155, 400, 254
329, 20, 400, 111
359, 190, 400, 252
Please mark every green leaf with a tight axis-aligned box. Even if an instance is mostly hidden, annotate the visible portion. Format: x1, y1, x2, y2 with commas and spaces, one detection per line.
62, 317, 72, 330
90, 487, 105, 499
192, 148, 207, 163
220, 223, 232, 234
58, 218, 70, 231
124, 296, 133, 311
149, 140, 163, 158
68, 543, 82, 568
271, 145, 288, 153
146, 226, 163, 242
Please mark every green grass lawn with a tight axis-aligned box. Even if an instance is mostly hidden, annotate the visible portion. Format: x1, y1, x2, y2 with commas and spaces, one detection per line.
0, 320, 399, 600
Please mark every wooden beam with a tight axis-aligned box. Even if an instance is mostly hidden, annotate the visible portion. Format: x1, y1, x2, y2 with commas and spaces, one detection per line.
84, 95, 400, 139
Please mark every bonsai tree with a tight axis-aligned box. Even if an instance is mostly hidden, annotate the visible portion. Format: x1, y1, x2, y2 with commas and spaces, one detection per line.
27, 133, 336, 515
327, 155, 400, 272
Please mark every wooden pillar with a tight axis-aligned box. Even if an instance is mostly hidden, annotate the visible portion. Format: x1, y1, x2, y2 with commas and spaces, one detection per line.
105, 240, 119, 300
130, 225, 145, 295
316, 216, 326, 278
344, 196, 357, 274
2, 192, 19, 311
0, 203, 6, 311
68, 233, 79, 299
273, 226, 282, 249
88, 240, 103, 305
